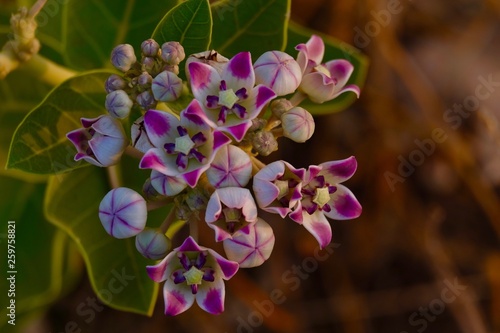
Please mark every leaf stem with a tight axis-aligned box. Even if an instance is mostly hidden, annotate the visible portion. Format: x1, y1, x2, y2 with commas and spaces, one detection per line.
19, 54, 77, 85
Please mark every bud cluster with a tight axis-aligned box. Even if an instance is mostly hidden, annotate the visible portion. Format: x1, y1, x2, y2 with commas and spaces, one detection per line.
67, 35, 363, 316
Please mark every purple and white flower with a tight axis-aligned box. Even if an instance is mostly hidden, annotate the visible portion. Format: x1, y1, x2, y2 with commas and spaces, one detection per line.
187, 52, 276, 141
289, 156, 362, 248
139, 100, 231, 187
296, 35, 360, 103
205, 187, 258, 242
66, 115, 128, 167
253, 160, 305, 218
147, 236, 239, 315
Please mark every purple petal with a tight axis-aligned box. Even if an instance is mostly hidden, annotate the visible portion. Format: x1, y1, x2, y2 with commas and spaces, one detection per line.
223, 52, 255, 91
255, 85, 276, 110
146, 251, 176, 282
181, 168, 204, 188
299, 71, 336, 104
319, 156, 357, 184
223, 122, 252, 142
140, 148, 175, 175
208, 249, 239, 279
213, 131, 231, 149
323, 184, 362, 220
163, 279, 195, 316
325, 59, 354, 88
177, 236, 204, 252
144, 109, 179, 147
215, 188, 258, 222
301, 210, 332, 249
189, 62, 220, 104
196, 279, 225, 315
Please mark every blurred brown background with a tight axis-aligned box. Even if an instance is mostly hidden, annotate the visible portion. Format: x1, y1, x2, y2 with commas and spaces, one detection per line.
30, 0, 500, 332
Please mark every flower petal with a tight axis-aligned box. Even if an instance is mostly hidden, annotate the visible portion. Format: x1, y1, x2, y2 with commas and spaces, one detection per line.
295, 35, 324, 73
319, 156, 357, 184
177, 236, 204, 252
146, 251, 177, 282
301, 210, 332, 249
299, 71, 336, 104
220, 122, 252, 142
188, 61, 220, 106
207, 248, 239, 280
215, 187, 258, 222
140, 148, 177, 176
196, 278, 225, 315
207, 145, 252, 188
323, 184, 362, 220
144, 109, 180, 148
223, 52, 255, 91
163, 279, 195, 316
324, 59, 354, 89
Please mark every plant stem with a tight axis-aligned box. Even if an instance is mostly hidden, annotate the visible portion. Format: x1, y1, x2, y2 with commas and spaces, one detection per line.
189, 217, 199, 242
159, 208, 176, 234
106, 165, 121, 189
147, 197, 173, 212
20, 54, 77, 86
125, 145, 145, 159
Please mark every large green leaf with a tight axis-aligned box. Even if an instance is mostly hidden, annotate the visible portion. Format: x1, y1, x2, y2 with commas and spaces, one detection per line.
285, 21, 369, 115
151, 0, 212, 79
0, 69, 51, 182
7, 71, 113, 174
60, 0, 180, 70
44, 166, 160, 316
210, 0, 290, 57
0, 176, 82, 330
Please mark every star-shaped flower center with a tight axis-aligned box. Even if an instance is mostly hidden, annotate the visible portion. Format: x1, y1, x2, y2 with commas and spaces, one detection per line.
206, 80, 249, 125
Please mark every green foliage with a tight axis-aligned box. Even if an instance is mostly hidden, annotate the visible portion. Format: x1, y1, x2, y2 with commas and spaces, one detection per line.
61, 0, 180, 70
7, 71, 112, 174
285, 21, 369, 115
44, 166, 159, 316
210, 0, 290, 57
152, 0, 212, 79
0, 176, 81, 330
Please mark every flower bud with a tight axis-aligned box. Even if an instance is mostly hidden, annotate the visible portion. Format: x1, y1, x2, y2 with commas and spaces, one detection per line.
223, 218, 275, 268
142, 56, 157, 74
151, 70, 183, 102
110, 44, 137, 72
105, 90, 133, 119
138, 72, 153, 87
254, 51, 302, 96
207, 145, 252, 188
251, 130, 278, 156
136, 90, 156, 110
135, 228, 171, 260
281, 107, 315, 143
270, 98, 293, 117
163, 64, 180, 75
141, 38, 160, 57
161, 41, 185, 65
99, 187, 147, 239
105, 74, 126, 93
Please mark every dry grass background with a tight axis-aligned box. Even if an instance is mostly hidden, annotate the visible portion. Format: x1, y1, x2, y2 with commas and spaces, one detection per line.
30, 0, 500, 332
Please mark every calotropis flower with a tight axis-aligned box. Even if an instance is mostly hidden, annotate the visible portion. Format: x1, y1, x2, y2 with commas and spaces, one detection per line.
139, 100, 231, 187
206, 144, 252, 189
296, 35, 360, 103
66, 115, 128, 167
205, 187, 258, 242
288, 156, 362, 248
147, 236, 239, 315
253, 160, 305, 218
187, 51, 276, 141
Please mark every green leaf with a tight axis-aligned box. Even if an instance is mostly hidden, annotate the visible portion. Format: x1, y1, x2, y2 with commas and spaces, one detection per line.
0, 176, 82, 329
44, 166, 159, 316
61, 0, 180, 70
210, 0, 290, 57
0, 69, 51, 182
285, 21, 369, 115
151, 0, 212, 80
7, 71, 113, 174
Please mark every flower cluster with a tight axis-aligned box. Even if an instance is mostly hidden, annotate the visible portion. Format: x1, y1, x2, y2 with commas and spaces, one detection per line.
67, 35, 362, 315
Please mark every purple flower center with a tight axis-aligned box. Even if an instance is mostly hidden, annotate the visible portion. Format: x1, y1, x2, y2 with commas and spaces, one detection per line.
206, 80, 248, 124
172, 251, 215, 294
164, 126, 207, 170
300, 175, 337, 215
